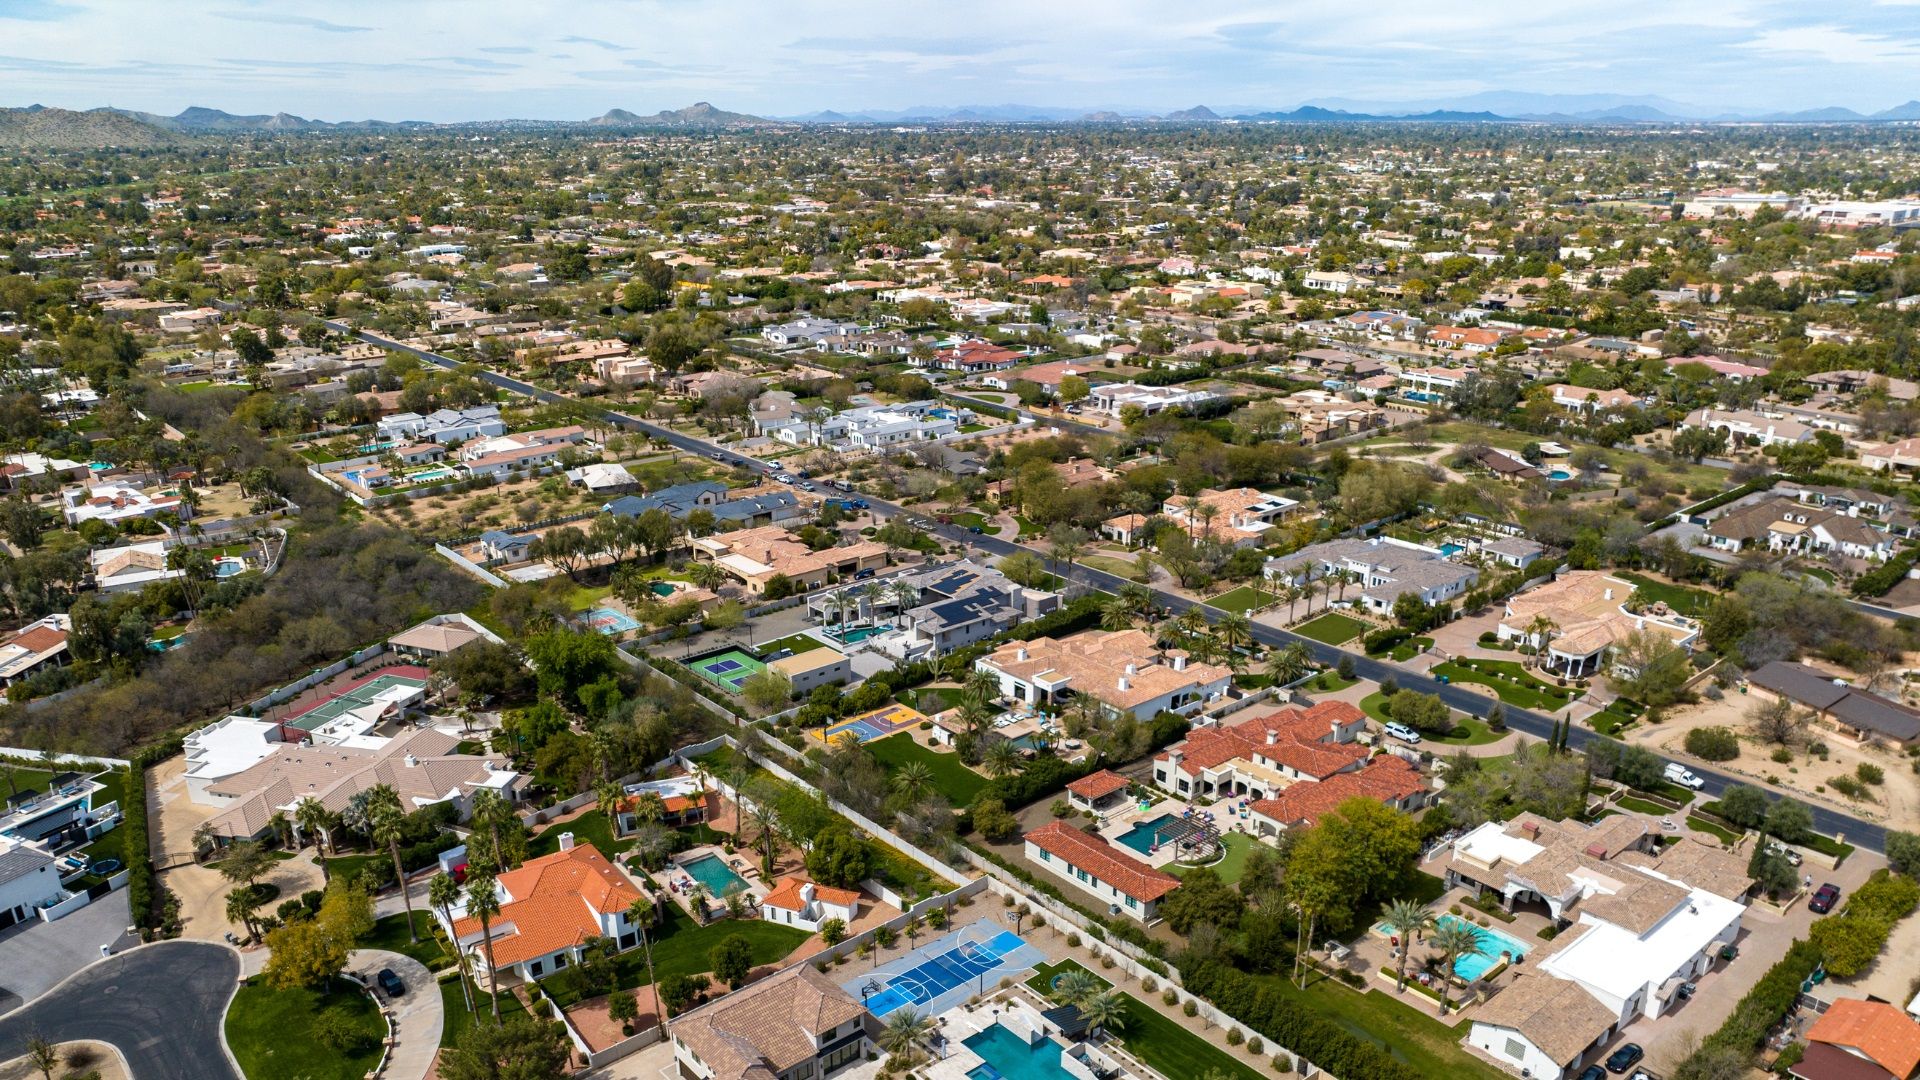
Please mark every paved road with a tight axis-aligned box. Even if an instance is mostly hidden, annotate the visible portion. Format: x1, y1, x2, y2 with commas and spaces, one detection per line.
355, 950, 441, 1080
329, 324, 1892, 855
0, 892, 136, 1015
0, 940, 240, 1080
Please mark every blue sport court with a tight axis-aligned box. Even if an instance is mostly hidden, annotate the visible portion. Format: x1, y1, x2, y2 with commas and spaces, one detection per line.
848, 923, 1046, 1018
583, 606, 641, 635
814, 703, 927, 745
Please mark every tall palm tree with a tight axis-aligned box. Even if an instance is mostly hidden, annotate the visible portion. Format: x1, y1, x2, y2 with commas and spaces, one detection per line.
226, 887, 263, 945
597, 779, 626, 830
365, 785, 416, 944
294, 796, 332, 856
626, 897, 667, 1042
466, 788, 511, 871
1079, 991, 1128, 1039
1267, 642, 1313, 686
1175, 606, 1209, 643
860, 581, 886, 626
745, 797, 781, 877
1431, 920, 1482, 1015
429, 872, 476, 1020
963, 669, 1001, 711
891, 580, 918, 616
1381, 900, 1434, 992
1216, 612, 1253, 654
880, 1009, 934, 1062
982, 740, 1024, 779
892, 761, 934, 801
465, 869, 503, 1021
1100, 594, 1137, 632
1283, 584, 1304, 622
1524, 615, 1559, 670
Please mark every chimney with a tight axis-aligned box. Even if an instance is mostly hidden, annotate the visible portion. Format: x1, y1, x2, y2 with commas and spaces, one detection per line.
800, 882, 816, 904
558, 832, 576, 851
1265, 730, 1277, 746
1173, 655, 1187, 671
1125, 662, 1138, 676
404, 753, 419, 768
1603, 587, 1614, 601
1117, 676, 1131, 692
1519, 821, 1540, 838
1016, 647, 1029, 662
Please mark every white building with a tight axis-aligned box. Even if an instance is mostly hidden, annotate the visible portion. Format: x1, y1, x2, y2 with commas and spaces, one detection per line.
1024, 820, 1180, 922
1088, 382, 1220, 418
1678, 407, 1814, 449
1301, 269, 1363, 294
1264, 536, 1477, 615
759, 876, 861, 933
0, 836, 68, 931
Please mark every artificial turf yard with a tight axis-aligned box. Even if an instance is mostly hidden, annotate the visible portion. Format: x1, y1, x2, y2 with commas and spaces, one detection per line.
543, 901, 811, 1007
1204, 586, 1270, 614
866, 733, 988, 803
758, 632, 829, 656
1291, 612, 1369, 646
225, 978, 386, 1080
1026, 961, 1265, 1080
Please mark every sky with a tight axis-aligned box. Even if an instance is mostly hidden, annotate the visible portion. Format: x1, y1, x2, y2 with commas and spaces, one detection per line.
6, 0, 1920, 120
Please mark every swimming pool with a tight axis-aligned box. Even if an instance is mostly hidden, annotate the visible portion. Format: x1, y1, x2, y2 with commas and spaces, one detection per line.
1438, 542, 1465, 557
1547, 467, 1574, 482
682, 853, 749, 898
965, 1024, 1074, 1080
827, 624, 893, 645
1114, 813, 1183, 855
649, 581, 676, 597
584, 607, 641, 634
212, 557, 247, 578
1435, 914, 1529, 980
410, 467, 457, 482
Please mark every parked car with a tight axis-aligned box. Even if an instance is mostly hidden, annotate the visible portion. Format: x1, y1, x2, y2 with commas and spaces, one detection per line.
1383, 722, 1422, 744
968, 526, 985, 534
1605, 1043, 1643, 1074
1809, 883, 1841, 913
377, 968, 405, 997
1577, 1067, 1606, 1080
1663, 762, 1705, 789
1766, 841, 1803, 866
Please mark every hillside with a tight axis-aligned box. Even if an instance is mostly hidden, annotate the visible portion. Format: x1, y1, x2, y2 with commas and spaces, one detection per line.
588, 102, 779, 128
0, 105, 178, 148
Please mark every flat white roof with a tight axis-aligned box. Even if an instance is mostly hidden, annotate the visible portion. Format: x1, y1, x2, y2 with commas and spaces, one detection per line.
1453, 820, 1544, 867
1541, 881, 1744, 1001
185, 717, 282, 781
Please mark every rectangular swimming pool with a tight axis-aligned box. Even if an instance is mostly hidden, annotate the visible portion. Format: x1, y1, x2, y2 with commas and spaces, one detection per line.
682, 853, 749, 898
1435, 914, 1529, 981
1114, 813, 1188, 856
965, 1024, 1073, 1080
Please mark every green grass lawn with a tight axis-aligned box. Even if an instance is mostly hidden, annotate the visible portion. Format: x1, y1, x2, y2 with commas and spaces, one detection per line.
149, 622, 191, 641
946, 512, 989, 529
1304, 672, 1361, 694
1025, 962, 1265, 1080
1358, 691, 1492, 743
1686, 815, 1741, 845
1615, 794, 1674, 816
1014, 515, 1045, 539
1205, 586, 1271, 614
544, 903, 811, 1007
226, 977, 386, 1080
1614, 571, 1714, 617
900, 686, 961, 715
438, 978, 528, 1047
866, 733, 987, 803
1292, 612, 1368, 645
758, 632, 828, 656
1179, 832, 1255, 885
528, 809, 633, 861
564, 582, 615, 611
1081, 554, 1143, 579
322, 853, 390, 885
1431, 659, 1581, 712
362, 911, 452, 971
1250, 969, 1504, 1080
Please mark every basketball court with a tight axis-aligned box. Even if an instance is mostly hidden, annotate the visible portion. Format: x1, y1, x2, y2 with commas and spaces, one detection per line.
845, 919, 1045, 1018
813, 702, 927, 744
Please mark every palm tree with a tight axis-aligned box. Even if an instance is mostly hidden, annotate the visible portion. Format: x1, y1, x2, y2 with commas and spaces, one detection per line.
745, 797, 782, 877
892, 761, 934, 800
686, 562, 726, 591
1266, 642, 1313, 686
294, 796, 332, 855
982, 740, 1023, 779
1216, 612, 1253, 654
626, 897, 667, 1041
226, 886, 263, 945
963, 669, 1001, 711
1282, 583, 1304, 622
1051, 969, 1102, 1007
1175, 606, 1209, 643
366, 785, 417, 944
1100, 594, 1137, 632
267, 811, 293, 852
1431, 920, 1481, 1014
1381, 900, 1434, 992
860, 581, 886, 626
880, 1009, 934, 1062
465, 869, 504, 1021
1079, 991, 1128, 1038
891, 580, 918, 616
597, 779, 626, 832
1524, 615, 1559, 670
429, 872, 476, 1020
466, 788, 511, 871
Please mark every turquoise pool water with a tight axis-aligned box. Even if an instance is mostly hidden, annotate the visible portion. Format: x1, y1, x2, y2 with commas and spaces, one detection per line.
1114, 813, 1182, 855
965, 1024, 1073, 1080
1547, 467, 1574, 482
827, 624, 893, 644
212, 557, 247, 578
1438, 542, 1465, 557
682, 853, 749, 897
1436, 914, 1528, 980
650, 581, 675, 597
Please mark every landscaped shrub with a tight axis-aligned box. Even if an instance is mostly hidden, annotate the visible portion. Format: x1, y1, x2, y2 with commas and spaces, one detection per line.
1684, 726, 1740, 761
1829, 776, 1868, 800
1858, 763, 1885, 786
1182, 961, 1422, 1080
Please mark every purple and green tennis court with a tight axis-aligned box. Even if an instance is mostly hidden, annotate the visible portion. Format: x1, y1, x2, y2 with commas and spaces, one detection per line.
845, 921, 1044, 1019
686, 648, 767, 692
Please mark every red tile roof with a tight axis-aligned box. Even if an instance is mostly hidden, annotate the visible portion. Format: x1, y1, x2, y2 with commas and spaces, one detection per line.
1067, 770, 1131, 800
1157, 700, 1368, 780
451, 845, 643, 968
760, 876, 861, 913
1025, 820, 1181, 902
1249, 756, 1425, 829
1806, 999, 1920, 1079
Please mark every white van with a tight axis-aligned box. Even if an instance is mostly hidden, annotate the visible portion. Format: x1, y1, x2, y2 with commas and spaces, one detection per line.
1663, 762, 1706, 790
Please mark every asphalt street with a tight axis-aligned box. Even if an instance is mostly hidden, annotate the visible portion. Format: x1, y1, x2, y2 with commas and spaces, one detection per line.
0, 940, 240, 1080
331, 323, 1891, 856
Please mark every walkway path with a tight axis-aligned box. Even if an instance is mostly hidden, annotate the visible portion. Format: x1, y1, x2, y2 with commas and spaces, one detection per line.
353, 950, 442, 1080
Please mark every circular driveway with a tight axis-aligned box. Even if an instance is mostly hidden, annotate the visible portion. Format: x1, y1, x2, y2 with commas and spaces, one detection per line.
0, 940, 239, 1080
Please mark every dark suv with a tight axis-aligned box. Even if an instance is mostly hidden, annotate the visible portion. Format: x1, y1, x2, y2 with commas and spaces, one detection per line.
377, 968, 405, 997
1809, 883, 1842, 914
1605, 1043, 1643, 1073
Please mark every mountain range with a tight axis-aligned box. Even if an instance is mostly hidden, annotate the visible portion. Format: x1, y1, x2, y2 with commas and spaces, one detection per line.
11, 93, 1920, 148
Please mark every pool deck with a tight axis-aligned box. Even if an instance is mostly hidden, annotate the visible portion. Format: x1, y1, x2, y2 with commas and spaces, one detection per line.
1095, 798, 1227, 869
665, 844, 768, 916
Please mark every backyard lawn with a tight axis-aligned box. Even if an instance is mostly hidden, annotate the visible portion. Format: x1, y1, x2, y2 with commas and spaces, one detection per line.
867, 733, 987, 803
438, 979, 528, 1047
758, 632, 829, 656
1204, 586, 1270, 614
900, 686, 962, 715
1614, 571, 1714, 617
362, 910, 452, 971
1292, 612, 1368, 646
226, 978, 386, 1080
1250, 969, 1505, 1080
1431, 659, 1581, 712
1179, 832, 1255, 885
1026, 962, 1265, 1080
544, 902, 811, 1007
528, 809, 633, 861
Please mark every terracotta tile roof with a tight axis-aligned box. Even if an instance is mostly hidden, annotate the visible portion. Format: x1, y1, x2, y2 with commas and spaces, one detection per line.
980, 628, 1231, 714
674, 964, 867, 1080
1067, 770, 1131, 800
451, 844, 644, 968
760, 876, 861, 913
1807, 999, 1920, 1078
1473, 972, 1618, 1066
1157, 700, 1369, 780
1249, 755, 1424, 828
6, 626, 67, 654
1025, 820, 1181, 902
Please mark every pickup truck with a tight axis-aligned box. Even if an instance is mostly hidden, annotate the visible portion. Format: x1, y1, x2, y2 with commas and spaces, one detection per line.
1663, 763, 1706, 790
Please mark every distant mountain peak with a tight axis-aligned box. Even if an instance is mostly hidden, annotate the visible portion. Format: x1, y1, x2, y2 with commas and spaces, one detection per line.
588, 102, 776, 127
1165, 105, 1221, 121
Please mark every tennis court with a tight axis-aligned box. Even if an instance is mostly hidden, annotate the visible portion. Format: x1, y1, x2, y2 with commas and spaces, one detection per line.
583, 606, 641, 635
814, 702, 928, 744
687, 648, 767, 693
848, 922, 1045, 1018
281, 666, 430, 734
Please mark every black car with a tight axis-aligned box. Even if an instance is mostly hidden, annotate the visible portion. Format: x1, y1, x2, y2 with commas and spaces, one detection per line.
1809, 883, 1841, 913
1605, 1044, 1643, 1074
1577, 1067, 1606, 1080
377, 968, 405, 997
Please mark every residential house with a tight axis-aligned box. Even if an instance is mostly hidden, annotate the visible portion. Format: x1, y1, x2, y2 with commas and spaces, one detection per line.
1481, 537, 1547, 569
376, 405, 507, 445
1679, 407, 1813, 449
975, 628, 1233, 721
1397, 365, 1471, 397
476, 529, 535, 565
1088, 382, 1219, 418
763, 317, 854, 347
565, 463, 638, 495
0, 836, 67, 931
1024, 819, 1181, 922
1498, 571, 1700, 678
0, 615, 71, 692
446, 838, 653, 985
1160, 487, 1300, 548
1425, 327, 1507, 353
1301, 270, 1363, 294
59, 482, 189, 527
604, 481, 803, 529
1264, 537, 1477, 615
670, 964, 871, 1080
90, 541, 182, 594
1668, 355, 1769, 381
764, 402, 962, 451
691, 526, 889, 595
1545, 384, 1638, 415
1704, 497, 1895, 562
915, 339, 1023, 374
767, 649, 852, 694
387, 613, 506, 659
0, 453, 88, 493
1151, 699, 1369, 803
1747, 661, 1920, 746
1793, 999, 1920, 1080
759, 877, 861, 933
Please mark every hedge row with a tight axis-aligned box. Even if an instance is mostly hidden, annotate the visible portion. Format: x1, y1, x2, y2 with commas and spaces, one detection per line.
1182, 961, 1423, 1080
1853, 546, 1920, 598
125, 736, 184, 938
1693, 938, 1823, 1059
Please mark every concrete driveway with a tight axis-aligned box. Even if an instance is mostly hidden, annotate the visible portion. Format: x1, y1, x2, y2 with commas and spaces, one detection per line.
354, 950, 442, 1080
0, 940, 240, 1080
0, 892, 136, 1016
